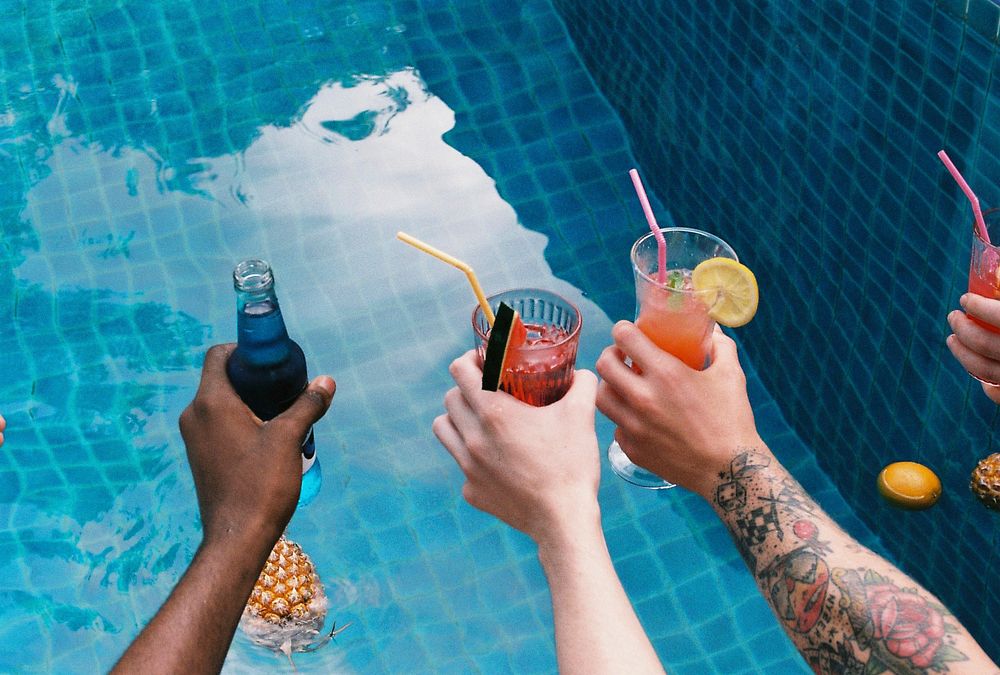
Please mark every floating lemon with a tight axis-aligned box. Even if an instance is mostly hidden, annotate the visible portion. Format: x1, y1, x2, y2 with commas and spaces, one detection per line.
877, 461, 942, 510
691, 257, 759, 327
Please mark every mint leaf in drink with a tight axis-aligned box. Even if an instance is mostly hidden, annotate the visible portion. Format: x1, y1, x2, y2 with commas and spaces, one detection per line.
667, 270, 684, 290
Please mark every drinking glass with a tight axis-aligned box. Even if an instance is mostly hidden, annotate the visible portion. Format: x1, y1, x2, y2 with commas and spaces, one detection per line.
969, 209, 1000, 333
608, 227, 738, 488
967, 208, 1000, 383
472, 289, 582, 406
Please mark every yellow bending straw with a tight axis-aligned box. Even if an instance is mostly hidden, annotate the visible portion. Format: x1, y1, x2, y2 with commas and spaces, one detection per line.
396, 231, 495, 326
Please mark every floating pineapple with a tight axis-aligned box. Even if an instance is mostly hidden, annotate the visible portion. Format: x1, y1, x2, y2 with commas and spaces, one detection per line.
240, 535, 332, 653
970, 453, 1000, 511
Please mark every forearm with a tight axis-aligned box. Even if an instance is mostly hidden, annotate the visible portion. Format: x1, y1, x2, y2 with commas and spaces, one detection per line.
704, 445, 995, 674
537, 505, 665, 675
113, 528, 277, 674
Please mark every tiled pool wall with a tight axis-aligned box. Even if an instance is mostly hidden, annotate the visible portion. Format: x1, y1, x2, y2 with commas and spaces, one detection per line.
553, 0, 1000, 659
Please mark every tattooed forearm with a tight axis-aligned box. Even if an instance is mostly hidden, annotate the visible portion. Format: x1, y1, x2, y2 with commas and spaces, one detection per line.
711, 448, 991, 674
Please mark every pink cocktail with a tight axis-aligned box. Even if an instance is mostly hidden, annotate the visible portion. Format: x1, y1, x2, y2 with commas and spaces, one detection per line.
968, 208, 1000, 335
608, 227, 739, 489
473, 289, 582, 406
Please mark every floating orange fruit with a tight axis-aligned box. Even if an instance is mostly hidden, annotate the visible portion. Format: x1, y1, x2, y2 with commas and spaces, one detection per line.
877, 461, 942, 510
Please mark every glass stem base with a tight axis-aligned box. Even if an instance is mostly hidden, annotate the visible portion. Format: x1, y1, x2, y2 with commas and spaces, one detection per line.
607, 440, 675, 490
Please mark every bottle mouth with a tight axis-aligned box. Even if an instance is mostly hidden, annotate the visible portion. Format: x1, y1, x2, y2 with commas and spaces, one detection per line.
233, 259, 274, 292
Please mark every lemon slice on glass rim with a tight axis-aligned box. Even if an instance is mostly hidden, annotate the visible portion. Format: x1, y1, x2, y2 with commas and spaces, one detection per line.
691, 257, 759, 327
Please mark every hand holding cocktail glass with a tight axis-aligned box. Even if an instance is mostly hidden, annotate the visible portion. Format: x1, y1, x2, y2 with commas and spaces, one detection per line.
597, 324, 763, 495
603, 170, 759, 489
401, 233, 665, 674
938, 150, 1000, 400
948, 294, 1000, 403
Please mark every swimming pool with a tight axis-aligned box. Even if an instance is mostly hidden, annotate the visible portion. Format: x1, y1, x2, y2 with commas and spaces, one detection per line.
1, 0, 989, 672
553, 0, 1000, 662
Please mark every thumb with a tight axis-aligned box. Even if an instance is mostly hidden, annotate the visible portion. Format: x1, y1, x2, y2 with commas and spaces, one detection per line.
561, 369, 598, 408
709, 328, 740, 369
273, 375, 336, 435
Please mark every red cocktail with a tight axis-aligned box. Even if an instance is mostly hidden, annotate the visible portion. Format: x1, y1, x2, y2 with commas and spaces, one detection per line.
968, 208, 1000, 334
473, 289, 582, 406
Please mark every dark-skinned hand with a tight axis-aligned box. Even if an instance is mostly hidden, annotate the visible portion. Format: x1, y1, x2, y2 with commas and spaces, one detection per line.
179, 343, 336, 545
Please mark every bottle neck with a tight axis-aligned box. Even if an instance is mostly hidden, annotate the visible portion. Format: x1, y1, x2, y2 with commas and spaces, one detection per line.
235, 287, 291, 365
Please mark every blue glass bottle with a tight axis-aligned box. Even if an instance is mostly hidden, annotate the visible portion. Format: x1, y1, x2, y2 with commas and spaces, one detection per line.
226, 259, 321, 507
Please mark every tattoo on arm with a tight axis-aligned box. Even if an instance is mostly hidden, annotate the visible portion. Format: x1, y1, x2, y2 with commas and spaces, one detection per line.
712, 449, 973, 674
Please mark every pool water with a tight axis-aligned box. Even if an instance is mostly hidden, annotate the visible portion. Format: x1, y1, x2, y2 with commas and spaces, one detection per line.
0, 0, 892, 672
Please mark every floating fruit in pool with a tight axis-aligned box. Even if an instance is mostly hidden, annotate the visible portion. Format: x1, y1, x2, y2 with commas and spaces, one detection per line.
877, 461, 941, 510
970, 453, 1000, 511
241, 535, 329, 652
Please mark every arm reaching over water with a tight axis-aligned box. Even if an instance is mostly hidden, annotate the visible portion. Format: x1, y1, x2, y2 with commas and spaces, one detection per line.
434, 350, 664, 675
113, 344, 335, 674
597, 322, 997, 675
948, 293, 1000, 404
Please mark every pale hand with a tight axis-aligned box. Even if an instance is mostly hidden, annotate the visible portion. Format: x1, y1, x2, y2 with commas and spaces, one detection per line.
595, 321, 761, 497
947, 293, 1000, 403
433, 350, 601, 545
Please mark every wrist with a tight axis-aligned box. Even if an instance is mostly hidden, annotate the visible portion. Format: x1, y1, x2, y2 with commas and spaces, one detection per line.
534, 499, 604, 569
202, 513, 284, 562
692, 435, 770, 502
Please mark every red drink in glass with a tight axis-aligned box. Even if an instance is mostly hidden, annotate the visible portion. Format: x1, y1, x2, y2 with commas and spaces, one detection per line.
473, 289, 582, 406
968, 208, 1000, 335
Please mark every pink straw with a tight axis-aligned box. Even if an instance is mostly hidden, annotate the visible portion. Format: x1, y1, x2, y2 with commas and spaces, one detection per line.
937, 149, 990, 243
629, 168, 666, 283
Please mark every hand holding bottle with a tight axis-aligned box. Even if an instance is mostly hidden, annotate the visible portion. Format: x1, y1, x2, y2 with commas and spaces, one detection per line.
181, 344, 336, 545
226, 259, 324, 505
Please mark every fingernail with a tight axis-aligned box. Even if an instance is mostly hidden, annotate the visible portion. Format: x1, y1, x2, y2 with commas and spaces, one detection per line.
960, 294, 969, 308
313, 375, 335, 396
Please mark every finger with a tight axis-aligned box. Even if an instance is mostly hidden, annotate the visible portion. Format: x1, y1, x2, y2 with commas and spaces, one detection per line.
432, 414, 472, 472
947, 334, 1000, 385
596, 343, 639, 390
448, 349, 508, 414
708, 329, 740, 369
611, 320, 683, 373
270, 376, 336, 440
448, 349, 483, 394
982, 381, 1000, 404
560, 369, 598, 410
962, 293, 1000, 329
949, 310, 1000, 362
194, 344, 239, 401
442, 386, 484, 446
595, 379, 640, 430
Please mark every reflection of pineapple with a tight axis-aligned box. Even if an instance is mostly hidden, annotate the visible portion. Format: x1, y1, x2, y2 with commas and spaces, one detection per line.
970, 453, 1000, 511
241, 535, 329, 652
